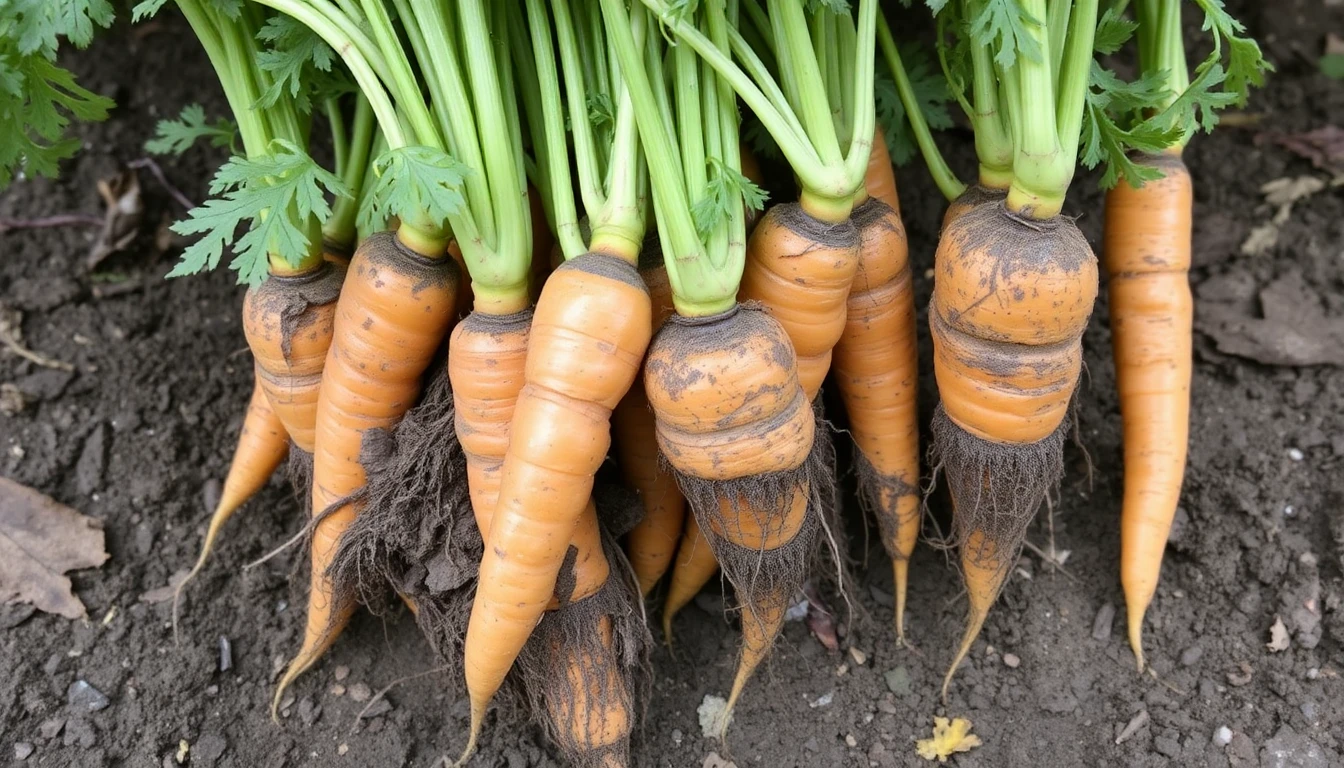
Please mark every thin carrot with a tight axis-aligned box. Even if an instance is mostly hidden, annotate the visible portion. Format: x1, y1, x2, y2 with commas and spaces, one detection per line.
832, 196, 920, 644
660, 513, 719, 642
172, 376, 289, 634
864, 127, 900, 214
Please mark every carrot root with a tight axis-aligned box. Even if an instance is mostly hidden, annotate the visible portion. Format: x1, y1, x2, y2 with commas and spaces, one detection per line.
660, 514, 719, 644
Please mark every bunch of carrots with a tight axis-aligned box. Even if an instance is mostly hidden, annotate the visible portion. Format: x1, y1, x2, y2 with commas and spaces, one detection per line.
4, 0, 1266, 762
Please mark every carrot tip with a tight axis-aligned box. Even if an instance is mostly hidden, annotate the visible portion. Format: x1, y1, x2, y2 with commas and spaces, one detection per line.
452, 707, 483, 767
1126, 604, 1148, 672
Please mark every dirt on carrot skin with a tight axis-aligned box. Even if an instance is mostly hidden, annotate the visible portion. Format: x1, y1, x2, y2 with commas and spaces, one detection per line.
3, 3, 1344, 766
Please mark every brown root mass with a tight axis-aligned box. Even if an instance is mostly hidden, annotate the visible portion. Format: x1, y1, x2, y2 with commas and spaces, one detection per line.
927, 403, 1067, 577
516, 527, 651, 768
853, 450, 917, 560
323, 360, 477, 664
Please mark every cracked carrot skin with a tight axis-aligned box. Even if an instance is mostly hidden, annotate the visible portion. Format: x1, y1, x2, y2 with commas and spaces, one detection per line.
1105, 151, 1193, 671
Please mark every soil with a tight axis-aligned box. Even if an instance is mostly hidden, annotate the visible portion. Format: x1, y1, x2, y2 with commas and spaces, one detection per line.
2, 2, 1343, 767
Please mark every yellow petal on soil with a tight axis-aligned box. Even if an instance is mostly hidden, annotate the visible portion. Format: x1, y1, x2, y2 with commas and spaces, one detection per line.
916, 717, 982, 763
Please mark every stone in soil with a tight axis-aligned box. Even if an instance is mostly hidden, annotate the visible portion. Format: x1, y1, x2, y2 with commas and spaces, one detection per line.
1180, 646, 1204, 666
38, 718, 65, 739
1091, 603, 1115, 641
883, 667, 911, 696
62, 717, 97, 749
74, 423, 108, 495
192, 733, 227, 767
1260, 724, 1337, 768
14, 742, 34, 760
348, 682, 372, 702
66, 680, 110, 712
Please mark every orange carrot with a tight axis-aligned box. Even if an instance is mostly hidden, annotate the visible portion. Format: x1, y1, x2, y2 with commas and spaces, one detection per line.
460, 254, 652, 753
1104, 152, 1193, 670
832, 196, 919, 643
864, 127, 900, 215
273, 231, 460, 713
660, 513, 719, 641
930, 199, 1098, 700
172, 376, 289, 634
615, 254, 686, 596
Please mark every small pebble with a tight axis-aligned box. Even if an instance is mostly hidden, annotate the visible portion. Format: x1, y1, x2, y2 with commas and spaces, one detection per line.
849, 647, 867, 666
1288, 448, 1304, 461
803, 737, 820, 753
298, 696, 321, 726
330, 684, 346, 697
1092, 603, 1116, 641
671, 729, 683, 746
877, 698, 898, 715
1213, 726, 1233, 746
218, 636, 232, 673
1299, 700, 1318, 723
348, 683, 372, 703
836, 664, 849, 677
809, 692, 833, 708
1306, 668, 1320, 680
1153, 736, 1181, 758
1180, 646, 1204, 666
845, 733, 858, 748
205, 685, 219, 697
14, 742, 34, 760
1115, 710, 1149, 745
1003, 653, 1021, 669
883, 667, 911, 696
338, 744, 349, 756
39, 719, 65, 739
67, 681, 110, 712
334, 666, 350, 682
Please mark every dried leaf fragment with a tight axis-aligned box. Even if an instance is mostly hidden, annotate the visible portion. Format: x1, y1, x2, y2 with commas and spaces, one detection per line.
917, 717, 982, 762
0, 478, 108, 619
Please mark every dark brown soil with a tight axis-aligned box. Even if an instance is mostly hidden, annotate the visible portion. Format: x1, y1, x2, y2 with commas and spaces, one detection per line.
3, 3, 1343, 767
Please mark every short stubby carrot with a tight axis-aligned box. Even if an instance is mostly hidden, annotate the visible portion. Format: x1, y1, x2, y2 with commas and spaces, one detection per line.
242, 262, 344, 457
929, 199, 1097, 700
832, 197, 920, 644
739, 204, 859, 400
461, 253, 652, 752
273, 231, 460, 713
1104, 152, 1193, 671
645, 304, 821, 733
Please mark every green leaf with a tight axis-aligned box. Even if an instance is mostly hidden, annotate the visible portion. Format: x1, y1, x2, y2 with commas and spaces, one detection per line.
254, 14, 337, 114
169, 140, 348, 285
926, 0, 951, 13
0, 54, 115, 188
8, 0, 115, 57
145, 104, 237, 155
587, 92, 615, 135
689, 157, 767, 241
357, 146, 469, 237
742, 113, 782, 162
1093, 7, 1137, 55
806, 0, 850, 13
1321, 53, 1344, 80
967, 0, 1043, 69
1192, 0, 1271, 106
876, 46, 953, 166
130, 0, 170, 22
1080, 62, 1183, 189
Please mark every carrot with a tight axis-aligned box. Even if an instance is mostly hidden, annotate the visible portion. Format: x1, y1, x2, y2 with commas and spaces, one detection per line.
739, 204, 859, 400
273, 231, 460, 713
241, 263, 345, 456
941, 183, 1007, 231
171, 376, 289, 634
1106, 154, 1193, 670
927, 0, 1103, 701
460, 254, 652, 747
614, 252, 686, 596
864, 127, 900, 215
832, 196, 920, 643
646, 306, 817, 732
660, 513, 719, 642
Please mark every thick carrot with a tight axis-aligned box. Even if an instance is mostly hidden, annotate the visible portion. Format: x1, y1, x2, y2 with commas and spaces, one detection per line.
172, 376, 289, 634
832, 197, 919, 643
864, 127, 900, 215
739, 204, 859, 400
660, 514, 719, 641
930, 199, 1098, 700
615, 254, 686, 596
460, 254, 652, 751
941, 184, 1008, 232
273, 231, 460, 713
1104, 152, 1193, 671
645, 305, 817, 731
241, 262, 344, 455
